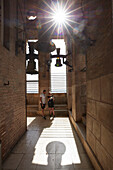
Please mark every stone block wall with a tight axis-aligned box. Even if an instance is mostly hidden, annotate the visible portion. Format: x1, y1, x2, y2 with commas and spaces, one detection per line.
27, 93, 67, 106
0, 0, 26, 160
67, 70, 72, 110
0, 43, 26, 160
86, 0, 113, 169
71, 42, 86, 122
27, 94, 39, 105
87, 75, 113, 169
75, 53, 86, 121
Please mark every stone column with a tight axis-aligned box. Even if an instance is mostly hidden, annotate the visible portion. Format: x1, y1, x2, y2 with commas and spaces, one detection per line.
67, 70, 72, 110
65, 36, 72, 111
71, 39, 77, 121
38, 51, 50, 110
71, 39, 86, 122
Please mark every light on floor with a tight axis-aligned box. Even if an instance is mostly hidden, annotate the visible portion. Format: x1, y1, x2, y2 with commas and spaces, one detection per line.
32, 118, 81, 166
27, 117, 36, 126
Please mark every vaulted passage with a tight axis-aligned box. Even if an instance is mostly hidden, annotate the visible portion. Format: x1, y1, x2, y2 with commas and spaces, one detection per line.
2, 117, 93, 170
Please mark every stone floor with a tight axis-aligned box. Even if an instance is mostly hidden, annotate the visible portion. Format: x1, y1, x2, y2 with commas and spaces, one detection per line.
2, 116, 94, 170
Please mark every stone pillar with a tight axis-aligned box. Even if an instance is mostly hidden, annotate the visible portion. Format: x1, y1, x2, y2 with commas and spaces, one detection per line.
71, 39, 77, 121
38, 51, 50, 108
71, 39, 86, 122
65, 36, 72, 111
67, 71, 72, 110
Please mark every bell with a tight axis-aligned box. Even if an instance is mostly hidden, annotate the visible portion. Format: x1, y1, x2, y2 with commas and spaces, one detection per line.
55, 58, 62, 67
26, 59, 39, 74
34, 41, 56, 53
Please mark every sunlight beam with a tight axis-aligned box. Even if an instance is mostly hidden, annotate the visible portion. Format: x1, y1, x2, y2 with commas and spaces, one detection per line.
42, 0, 56, 13
50, 23, 58, 36
40, 22, 56, 38
66, 18, 80, 24
63, 22, 72, 38
66, 2, 88, 15
64, 1, 75, 13
41, 18, 54, 26
65, 20, 75, 30
63, 0, 70, 12
32, 118, 81, 166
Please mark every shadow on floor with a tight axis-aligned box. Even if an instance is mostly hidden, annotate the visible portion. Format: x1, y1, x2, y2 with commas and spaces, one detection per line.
2, 116, 94, 170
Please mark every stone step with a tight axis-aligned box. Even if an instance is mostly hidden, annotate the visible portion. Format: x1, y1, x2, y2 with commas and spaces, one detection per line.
27, 109, 68, 117
27, 104, 67, 107
27, 104, 68, 117
27, 104, 68, 111
54, 110, 68, 117
27, 105, 38, 109
54, 104, 68, 110
54, 104, 67, 106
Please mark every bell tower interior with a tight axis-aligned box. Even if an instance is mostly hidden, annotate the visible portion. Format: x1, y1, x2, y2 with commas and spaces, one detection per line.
0, 0, 113, 170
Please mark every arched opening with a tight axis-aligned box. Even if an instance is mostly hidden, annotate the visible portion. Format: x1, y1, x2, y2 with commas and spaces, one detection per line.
50, 39, 67, 93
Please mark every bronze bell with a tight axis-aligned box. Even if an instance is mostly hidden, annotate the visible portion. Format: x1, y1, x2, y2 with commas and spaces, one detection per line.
54, 48, 62, 67
55, 58, 62, 67
26, 59, 39, 74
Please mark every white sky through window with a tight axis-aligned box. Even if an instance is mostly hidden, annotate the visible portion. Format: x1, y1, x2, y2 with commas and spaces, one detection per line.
51, 39, 67, 93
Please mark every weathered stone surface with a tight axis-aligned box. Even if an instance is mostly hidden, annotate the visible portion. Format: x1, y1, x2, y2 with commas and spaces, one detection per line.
91, 78, 101, 101
93, 119, 100, 141
86, 0, 113, 81
86, 129, 96, 154
86, 114, 93, 132
101, 125, 113, 158
72, 84, 77, 121
0, 43, 26, 159
67, 70, 72, 110
96, 101, 113, 132
71, 43, 86, 122
80, 96, 86, 104
96, 140, 113, 170
87, 99, 96, 119
101, 73, 113, 104
27, 94, 39, 105
76, 85, 83, 121
87, 81, 92, 98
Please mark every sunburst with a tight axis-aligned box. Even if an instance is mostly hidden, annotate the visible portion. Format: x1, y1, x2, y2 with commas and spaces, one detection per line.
34, 0, 86, 37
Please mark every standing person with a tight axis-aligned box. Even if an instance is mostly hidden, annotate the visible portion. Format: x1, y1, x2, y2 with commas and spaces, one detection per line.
40, 90, 46, 119
48, 92, 55, 118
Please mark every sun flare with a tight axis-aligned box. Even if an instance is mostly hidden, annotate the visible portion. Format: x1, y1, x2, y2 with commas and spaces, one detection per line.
52, 8, 67, 25
36, 0, 82, 36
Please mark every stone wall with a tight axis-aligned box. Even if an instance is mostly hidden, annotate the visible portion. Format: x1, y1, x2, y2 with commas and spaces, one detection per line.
71, 40, 86, 122
68, 0, 113, 169
86, 0, 113, 169
0, 0, 26, 160
27, 93, 67, 106
87, 75, 113, 170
